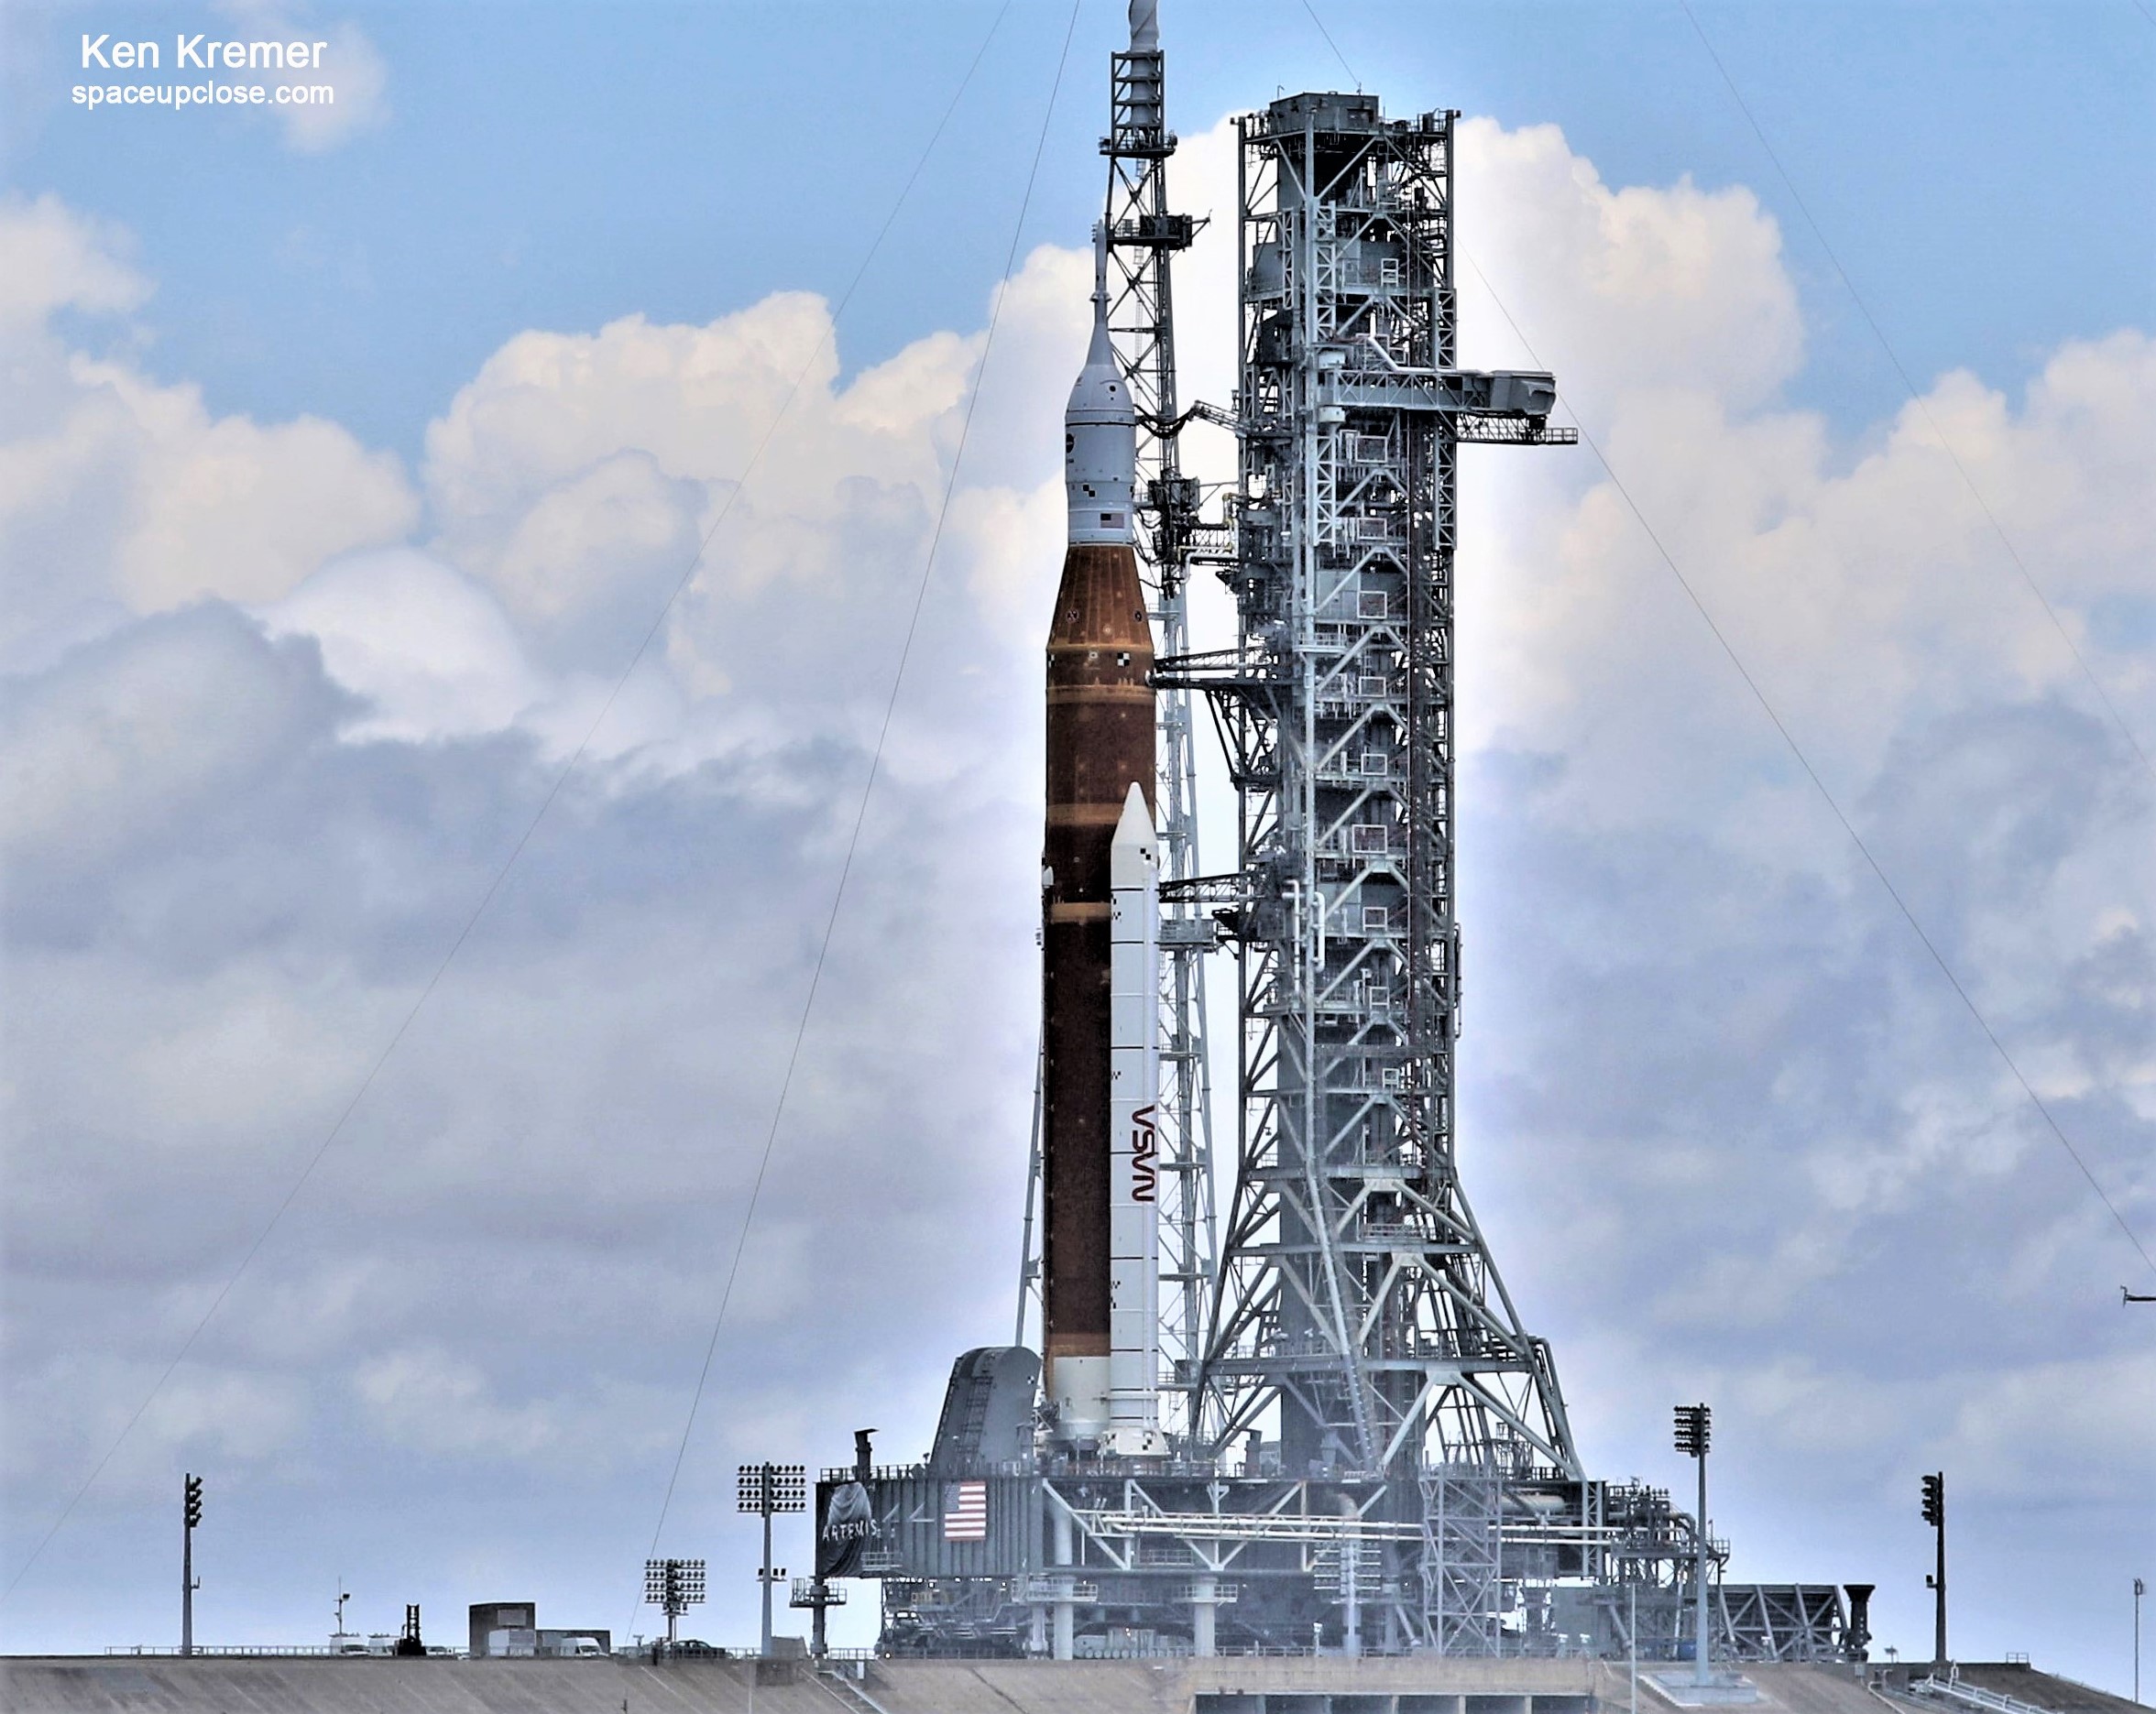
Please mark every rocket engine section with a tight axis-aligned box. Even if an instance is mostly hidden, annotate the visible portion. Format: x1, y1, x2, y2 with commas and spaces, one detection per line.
1041, 232, 1164, 1456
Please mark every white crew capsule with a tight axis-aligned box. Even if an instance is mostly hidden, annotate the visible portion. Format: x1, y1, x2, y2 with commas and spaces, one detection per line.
1066, 224, 1136, 548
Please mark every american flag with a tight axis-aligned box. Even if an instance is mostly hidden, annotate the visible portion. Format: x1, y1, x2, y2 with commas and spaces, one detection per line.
943, 1481, 988, 1542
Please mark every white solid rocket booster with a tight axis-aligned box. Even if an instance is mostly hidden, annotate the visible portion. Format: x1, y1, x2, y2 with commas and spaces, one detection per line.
1105, 781, 1165, 1457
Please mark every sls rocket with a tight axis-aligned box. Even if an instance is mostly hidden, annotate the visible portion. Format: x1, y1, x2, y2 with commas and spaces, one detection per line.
1041, 230, 1165, 1457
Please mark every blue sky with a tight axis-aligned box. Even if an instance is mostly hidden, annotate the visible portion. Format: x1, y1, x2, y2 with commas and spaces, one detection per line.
1, 0, 2151, 1687
8, 2, 2152, 456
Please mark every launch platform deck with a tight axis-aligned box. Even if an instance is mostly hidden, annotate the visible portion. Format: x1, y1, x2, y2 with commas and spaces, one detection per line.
0, 1655, 2016, 1714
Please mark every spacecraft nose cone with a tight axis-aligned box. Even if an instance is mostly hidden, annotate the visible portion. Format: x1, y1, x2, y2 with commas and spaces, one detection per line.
1067, 227, 1137, 547
1065, 298, 1131, 428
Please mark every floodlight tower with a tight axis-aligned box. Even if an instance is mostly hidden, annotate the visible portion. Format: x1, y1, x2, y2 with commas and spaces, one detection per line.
1162, 89, 1581, 1645
181, 1473, 202, 1657
1921, 1471, 1947, 1671
739, 1463, 806, 1657
642, 1556, 706, 1652
1676, 1405, 1713, 1684
2133, 1576, 2143, 1705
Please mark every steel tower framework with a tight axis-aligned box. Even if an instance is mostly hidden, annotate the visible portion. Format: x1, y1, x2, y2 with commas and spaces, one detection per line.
1013, 9, 1218, 1441
1167, 93, 1581, 1490
1099, 17, 1220, 1454
916, 72, 1776, 1663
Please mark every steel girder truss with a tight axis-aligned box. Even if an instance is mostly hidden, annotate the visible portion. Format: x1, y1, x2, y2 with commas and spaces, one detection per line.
1717, 1584, 1846, 1663
1169, 96, 1582, 1599
1036, 1472, 1701, 1656
1423, 1465, 1504, 1655
1102, 36, 1219, 1450
1582, 1582, 1836, 1666
1042, 1471, 1545, 1653
847, 1457, 1733, 1658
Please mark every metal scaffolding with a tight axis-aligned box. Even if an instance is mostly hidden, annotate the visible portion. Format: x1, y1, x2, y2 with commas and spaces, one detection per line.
1100, 11, 1220, 1453
1159, 92, 1581, 1638
972, 31, 1788, 1664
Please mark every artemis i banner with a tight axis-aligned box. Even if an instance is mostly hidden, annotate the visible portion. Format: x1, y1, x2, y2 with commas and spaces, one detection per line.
815, 1478, 879, 1579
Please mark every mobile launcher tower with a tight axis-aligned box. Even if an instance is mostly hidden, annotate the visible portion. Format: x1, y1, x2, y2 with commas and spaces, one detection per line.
811, 4, 1851, 1665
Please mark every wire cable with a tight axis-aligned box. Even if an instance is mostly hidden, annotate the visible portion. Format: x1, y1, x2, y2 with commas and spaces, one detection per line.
0, 1, 1020, 1611
635, 0, 1088, 1580
1284, 0, 2152, 1280
1678, 0, 2155, 788
1298, 0, 1360, 89
1459, 246, 2155, 1279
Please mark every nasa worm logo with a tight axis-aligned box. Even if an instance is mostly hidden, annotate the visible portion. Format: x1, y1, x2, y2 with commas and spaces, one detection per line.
1131, 1104, 1158, 1202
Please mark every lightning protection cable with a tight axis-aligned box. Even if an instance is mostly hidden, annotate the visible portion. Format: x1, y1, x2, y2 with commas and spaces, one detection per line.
632, 0, 1089, 1605
1458, 246, 2155, 1282
1293, 0, 2151, 1280
1679, 0, 2155, 788
0, 1, 1023, 1610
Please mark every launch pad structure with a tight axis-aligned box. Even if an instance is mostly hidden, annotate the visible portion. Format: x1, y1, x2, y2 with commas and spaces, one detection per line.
812, 4, 1859, 1669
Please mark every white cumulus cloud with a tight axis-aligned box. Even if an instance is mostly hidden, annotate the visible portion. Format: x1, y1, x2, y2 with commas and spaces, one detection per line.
2, 100, 2149, 1672
215, 1, 390, 152
0, 198, 417, 663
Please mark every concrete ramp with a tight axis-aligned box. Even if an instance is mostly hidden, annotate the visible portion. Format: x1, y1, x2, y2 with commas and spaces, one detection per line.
0, 1655, 2068, 1714
1934, 1666, 2144, 1714
3, 1656, 834, 1714
1734, 1665, 1897, 1714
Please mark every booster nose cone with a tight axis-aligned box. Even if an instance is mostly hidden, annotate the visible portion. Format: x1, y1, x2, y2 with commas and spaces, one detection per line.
1067, 225, 1136, 547
1110, 781, 1159, 886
